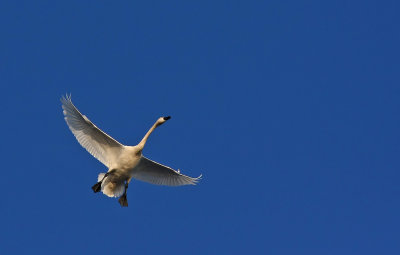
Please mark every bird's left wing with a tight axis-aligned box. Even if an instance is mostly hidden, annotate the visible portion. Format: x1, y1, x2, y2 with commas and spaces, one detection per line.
132, 156, 202, 186
61, 95, 124, 168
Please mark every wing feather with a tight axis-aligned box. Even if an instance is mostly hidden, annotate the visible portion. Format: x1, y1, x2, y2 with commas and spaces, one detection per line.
61, 95, 123, 167
132, 157, 201, 186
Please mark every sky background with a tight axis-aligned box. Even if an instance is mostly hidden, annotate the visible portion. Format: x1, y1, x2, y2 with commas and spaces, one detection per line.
1, 0, 399, 254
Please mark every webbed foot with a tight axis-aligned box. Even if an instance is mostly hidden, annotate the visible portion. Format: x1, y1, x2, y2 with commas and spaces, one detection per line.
91, 182, 102, 193
118, 194, 128, 207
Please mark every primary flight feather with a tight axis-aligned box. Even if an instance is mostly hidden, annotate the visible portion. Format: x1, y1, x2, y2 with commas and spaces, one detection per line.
61, 94, 201, 207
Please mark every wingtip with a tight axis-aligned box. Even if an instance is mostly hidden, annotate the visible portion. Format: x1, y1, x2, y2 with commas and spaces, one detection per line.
191, 174, 202, 185
60, 93, 72, 103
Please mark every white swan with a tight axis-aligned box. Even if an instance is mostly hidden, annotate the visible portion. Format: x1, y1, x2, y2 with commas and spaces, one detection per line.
61, 95, 201, 207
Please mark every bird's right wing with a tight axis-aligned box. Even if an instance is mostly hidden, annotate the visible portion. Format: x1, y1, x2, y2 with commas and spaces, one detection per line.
61, 95, 124, 168
132, 157, 202, 186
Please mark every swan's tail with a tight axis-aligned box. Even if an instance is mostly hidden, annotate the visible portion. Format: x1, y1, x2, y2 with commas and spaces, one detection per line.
98, 173, 125, 198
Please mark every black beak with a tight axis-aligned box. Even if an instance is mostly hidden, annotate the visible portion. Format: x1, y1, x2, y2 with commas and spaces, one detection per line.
163, 116, 171, 120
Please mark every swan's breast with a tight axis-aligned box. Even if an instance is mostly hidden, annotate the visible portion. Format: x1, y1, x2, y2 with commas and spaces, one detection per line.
113, 146, 142, 170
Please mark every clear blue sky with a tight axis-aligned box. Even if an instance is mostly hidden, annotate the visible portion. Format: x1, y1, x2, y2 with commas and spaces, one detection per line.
1, 1, 399, 254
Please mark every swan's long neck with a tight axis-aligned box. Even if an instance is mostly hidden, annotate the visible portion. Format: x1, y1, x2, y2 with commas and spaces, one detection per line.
137, 121, 159, 150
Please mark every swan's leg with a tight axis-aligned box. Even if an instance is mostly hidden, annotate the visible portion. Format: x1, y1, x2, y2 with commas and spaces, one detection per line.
137, 116, 171, 151
91, 170, 114, 193
118, 178, 131, 207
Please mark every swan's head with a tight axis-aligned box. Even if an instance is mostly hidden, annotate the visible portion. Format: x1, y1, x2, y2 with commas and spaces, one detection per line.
156, 116, 171, 126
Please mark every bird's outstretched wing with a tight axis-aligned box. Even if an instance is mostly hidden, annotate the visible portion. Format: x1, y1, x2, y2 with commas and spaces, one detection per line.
132, 157, 201, 186
61, 95, 123, 167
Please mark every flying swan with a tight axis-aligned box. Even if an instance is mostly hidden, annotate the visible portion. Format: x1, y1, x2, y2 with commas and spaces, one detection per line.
61, 95, 201, 207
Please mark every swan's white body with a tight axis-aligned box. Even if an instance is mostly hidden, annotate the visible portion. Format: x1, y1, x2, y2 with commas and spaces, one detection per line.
61, 95, 201, 202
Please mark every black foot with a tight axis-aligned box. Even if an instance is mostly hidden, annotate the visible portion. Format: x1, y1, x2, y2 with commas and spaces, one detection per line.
163, 116, 171, 120
118, 194, 128, 207
91, 182, 102, 193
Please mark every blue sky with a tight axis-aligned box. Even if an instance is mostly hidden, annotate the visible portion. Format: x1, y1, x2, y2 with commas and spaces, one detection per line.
1, 1, 399, 254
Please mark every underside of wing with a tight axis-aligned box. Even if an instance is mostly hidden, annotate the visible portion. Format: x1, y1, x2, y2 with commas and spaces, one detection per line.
132, 157, 201, 186
61, 95, 124, 167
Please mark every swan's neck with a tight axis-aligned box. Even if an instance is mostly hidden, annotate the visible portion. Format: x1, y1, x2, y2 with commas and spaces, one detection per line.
137, 122, 158, 150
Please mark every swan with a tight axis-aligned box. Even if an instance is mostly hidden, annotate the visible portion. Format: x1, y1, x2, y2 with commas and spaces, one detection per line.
61, 95, 201, 207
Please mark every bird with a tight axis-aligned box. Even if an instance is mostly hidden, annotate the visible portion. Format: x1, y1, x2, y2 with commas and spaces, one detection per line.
61, 94, 201, 207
